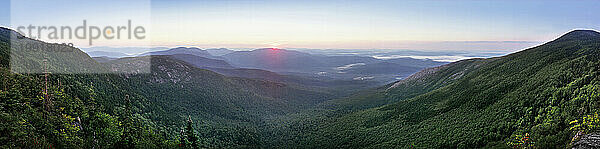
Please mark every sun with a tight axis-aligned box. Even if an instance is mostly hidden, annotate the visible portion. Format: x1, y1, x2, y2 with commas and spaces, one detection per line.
267, 42, 281, 49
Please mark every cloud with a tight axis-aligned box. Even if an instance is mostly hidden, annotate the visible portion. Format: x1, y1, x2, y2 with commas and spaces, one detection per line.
372, 55, 484, 62
335, 63, 366, 71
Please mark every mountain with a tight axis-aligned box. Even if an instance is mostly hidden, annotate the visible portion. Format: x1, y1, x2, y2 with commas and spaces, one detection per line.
99, 55, 337, 147
206, 67, 324, 85
169, 54, 234, 69
0, 27, 335, 148
104, 54, 334, 115
206, 48, 235, 56
139, 47, 222, 60
283, 30, 600, 148
138, 47, 445, 84
322, 55, 381, 65
7, 24, 598, 148
82, 46, 169, 55
339, 62, 422, 75
92, 56, 118, 63
223, 48, 447, 83
1, 27, 108, 74
0, 27, 172, 148
86, 51, 131, 58
223, 48, 325, 72
133, 47, 381, 96
320, 58, 487, 112
206, 67, 380, 96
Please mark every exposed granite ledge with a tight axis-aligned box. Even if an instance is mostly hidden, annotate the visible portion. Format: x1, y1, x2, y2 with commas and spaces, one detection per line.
573, 133, 600, 149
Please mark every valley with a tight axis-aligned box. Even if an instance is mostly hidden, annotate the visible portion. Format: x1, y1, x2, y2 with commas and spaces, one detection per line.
1, 27, 600, 148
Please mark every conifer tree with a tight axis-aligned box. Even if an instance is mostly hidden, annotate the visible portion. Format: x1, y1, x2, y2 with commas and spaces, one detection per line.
186, 115, 199, 149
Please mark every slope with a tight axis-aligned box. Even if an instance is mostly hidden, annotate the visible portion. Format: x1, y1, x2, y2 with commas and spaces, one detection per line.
169, 54, 234, 69
101, 55, 336, 147
297, 30, 600, 148
0, 27, 335, 148
1, 27, 109, 74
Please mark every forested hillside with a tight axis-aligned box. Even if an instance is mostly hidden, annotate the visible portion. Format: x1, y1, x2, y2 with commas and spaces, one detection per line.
285, 30, 600, 148
1, 27, 173, 148
0, 27, 334, 148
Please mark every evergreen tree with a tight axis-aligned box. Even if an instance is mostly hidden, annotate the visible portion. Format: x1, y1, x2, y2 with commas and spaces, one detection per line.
186, 115, 199, 149
179, 128, 187, 147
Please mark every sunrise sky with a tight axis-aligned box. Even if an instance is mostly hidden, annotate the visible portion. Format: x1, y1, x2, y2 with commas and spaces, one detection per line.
1, 0, 599, 51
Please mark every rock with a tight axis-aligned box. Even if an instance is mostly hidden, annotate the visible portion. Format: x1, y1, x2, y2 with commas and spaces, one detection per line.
572, 133, 600, 149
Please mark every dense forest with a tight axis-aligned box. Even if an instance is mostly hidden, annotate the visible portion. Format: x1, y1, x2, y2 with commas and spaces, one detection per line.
0, 27, 340, 148
263, 30, 600, 148
1, 26, 600, 148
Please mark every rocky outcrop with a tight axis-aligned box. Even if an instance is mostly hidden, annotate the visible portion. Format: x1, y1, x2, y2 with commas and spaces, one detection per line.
572, 133, 600, 149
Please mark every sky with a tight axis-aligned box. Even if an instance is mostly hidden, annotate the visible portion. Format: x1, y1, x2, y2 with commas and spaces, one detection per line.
1, 0, 599, 51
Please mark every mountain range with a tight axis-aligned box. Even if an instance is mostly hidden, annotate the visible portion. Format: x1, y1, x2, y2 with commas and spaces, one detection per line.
2, 26, 599, 148
138, 47, 223, 60
0, 27, 341, 148
94, 46, 447, 84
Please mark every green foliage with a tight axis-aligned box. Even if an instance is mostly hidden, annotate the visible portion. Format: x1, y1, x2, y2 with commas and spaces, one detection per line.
179, 116, 199, 149
506, 133, 535, 149
0, 27, 337, 148
273, 30, 600, 148
570, 112, 600, 133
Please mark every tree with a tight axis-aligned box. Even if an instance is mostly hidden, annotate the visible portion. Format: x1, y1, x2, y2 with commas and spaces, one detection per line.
179, 115, 199, 149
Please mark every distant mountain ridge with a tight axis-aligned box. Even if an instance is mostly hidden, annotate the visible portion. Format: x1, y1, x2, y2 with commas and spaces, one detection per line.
223, 48, 324, 72
139, 47, 212, 57
85, 46, 447, 83
206, 48, 235, 56
169, 54, 234, 69
222, 48, 447, 82
87, 51, 130, 58
82, 46, 169, 56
